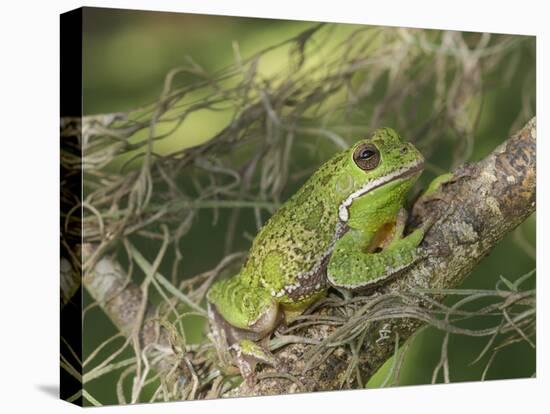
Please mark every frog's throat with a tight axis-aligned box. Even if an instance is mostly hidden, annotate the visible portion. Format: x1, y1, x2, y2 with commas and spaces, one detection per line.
338, 159, 424, 222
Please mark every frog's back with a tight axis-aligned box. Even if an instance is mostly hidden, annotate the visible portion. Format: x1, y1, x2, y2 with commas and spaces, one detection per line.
239, 152, 347, 304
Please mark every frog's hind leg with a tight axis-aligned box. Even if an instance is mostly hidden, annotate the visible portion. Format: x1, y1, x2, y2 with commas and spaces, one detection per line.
207, 278, 281, 382
327, 223, 425, 290
207, 277, 281, 336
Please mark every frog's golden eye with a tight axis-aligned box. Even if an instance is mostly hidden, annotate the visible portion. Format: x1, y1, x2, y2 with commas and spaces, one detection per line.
353, 143, 380, 171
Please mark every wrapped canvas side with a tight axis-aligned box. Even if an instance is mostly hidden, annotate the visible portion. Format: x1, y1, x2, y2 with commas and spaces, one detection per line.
60, 7, 83, 407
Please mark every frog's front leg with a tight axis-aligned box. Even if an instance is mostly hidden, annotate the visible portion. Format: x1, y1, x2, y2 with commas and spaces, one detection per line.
327, 220, 425, 290
418, 172, 455, 202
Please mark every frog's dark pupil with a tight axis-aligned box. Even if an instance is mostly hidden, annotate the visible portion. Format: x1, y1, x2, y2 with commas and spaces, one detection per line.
360, 149, 375, 159
353, 144, 380, 171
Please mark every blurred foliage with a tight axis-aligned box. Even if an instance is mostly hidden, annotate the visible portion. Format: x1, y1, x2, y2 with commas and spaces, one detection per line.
77, 7, 535, 405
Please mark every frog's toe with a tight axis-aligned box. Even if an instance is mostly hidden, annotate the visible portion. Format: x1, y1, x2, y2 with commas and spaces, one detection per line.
231, 339, 278, 384
420, 172, 455, 201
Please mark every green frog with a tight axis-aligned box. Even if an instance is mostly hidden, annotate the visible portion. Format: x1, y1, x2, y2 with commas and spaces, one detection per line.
207, 127, 437, 382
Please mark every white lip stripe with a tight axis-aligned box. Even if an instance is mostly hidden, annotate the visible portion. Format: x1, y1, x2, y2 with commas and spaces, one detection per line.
337, 161, 422, 222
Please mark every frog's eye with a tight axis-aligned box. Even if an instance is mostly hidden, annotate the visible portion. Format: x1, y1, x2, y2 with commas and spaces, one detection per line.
353, 143, 380, 170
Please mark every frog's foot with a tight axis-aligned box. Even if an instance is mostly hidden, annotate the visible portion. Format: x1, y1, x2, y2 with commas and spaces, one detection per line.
367, 208, 408, 253
392, 207, 438, 247
407, 212, 437, 240
230, 339, 279, 386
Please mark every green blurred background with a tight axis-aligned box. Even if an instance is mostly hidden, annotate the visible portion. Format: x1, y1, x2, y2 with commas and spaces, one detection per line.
81, 7, 536, 405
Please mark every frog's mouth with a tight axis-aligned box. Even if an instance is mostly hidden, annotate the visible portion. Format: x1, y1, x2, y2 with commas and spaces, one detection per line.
338, 159, 424, 222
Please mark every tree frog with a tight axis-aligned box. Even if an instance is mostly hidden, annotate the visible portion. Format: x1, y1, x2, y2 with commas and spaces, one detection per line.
207, 127, 430, 382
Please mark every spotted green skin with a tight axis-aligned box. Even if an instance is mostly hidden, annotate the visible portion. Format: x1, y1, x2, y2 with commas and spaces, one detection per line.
207, 128, 425, 336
